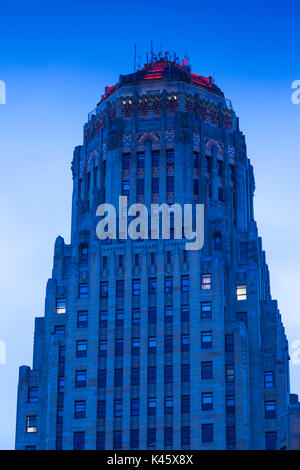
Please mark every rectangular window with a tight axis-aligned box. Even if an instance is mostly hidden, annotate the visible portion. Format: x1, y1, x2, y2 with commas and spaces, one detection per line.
74, 431, 85, 450
148, 366, 157, 384
236, 284, 247, 301
58, 376, 64, 393
202, 392, 213, 411
98, 370, 106, 388
132, 338, 140, 355
118, 255, 123, 268
28, 386, 38, 403
201, 331, 212, 349
264, 371, 275, 388
132, 308, 141, 325
114, 399, 122, 417
148, 277, 157, 295
122, 180, 130, 196
201, 301, 212, 319
152, 150, 160, 167
181, 364, 190, 383
54, 325, 65, 335
122, 153, 130, 170
181, 275, 189, 292
148, 397, 156, 416
79, 283, 88, 299
132, 279, 141, 296
152, 178, 159, 193
265, 431, 277, 450
165, 306, 173, 323
226, 395, 235, 415
148, 337, 157, 354
131, 368, 140, 386
201, 361, 213, 379
100, 281, 108, 298
165, 276, 173, 294
181, 305, 189, 322
227, 426, 236, 447
225, 365, 234, 383
130, 429, 139, 449
167, 176, 174, 192
225, 334, 234, 352
26, 415, 37, 433
166, 149, 174, 166
147, 429, 156, 448
99, 311, 108, 328
201, 273, 211, 290
137, 179, 144, 195
99, 339, 107, 357
114, 369, 123, 387
76, 339, 87, 357
115, 339, 124, 357
96, 431, 105, 450
164, 427, 173, 447
116, 309, 124, 327
56, 406, 63, 424
97, 400, 106, 419
181, 334, 190, 352
165, 396, 173, 415
75, 370, 86, 388
137, 152, 145, 168
236, 311, 247, 325
116, 280, 124, 297
80, 245, 88, 261
59, 345, 65, 364
265, 400, 276, 419
202, 423, 213, 443
181, 394, 190, 414
74, 400, 86, 419
131, 398, 140, 416
56, 298, 66, 314
181, 426, 190, 446
164, 335, 173, 353
113, 431, 122, 449
148, 306, 157, 325
165, 365, 173, 384
77, 311, 88, 328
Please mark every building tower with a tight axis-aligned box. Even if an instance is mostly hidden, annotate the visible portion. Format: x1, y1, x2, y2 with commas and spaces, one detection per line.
15, 54, 296, 450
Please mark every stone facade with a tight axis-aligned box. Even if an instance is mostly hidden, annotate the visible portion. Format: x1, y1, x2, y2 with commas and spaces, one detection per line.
15, 58, 299, 450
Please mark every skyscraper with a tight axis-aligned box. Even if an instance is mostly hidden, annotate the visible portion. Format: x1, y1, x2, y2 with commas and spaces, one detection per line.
15, 54, 299, 450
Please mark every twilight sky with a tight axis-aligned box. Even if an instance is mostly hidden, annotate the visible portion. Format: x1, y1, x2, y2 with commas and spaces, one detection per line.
0, 0, 300, 449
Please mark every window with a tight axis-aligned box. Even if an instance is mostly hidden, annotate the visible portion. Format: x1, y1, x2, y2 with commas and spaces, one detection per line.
130, 429, 139, 449
181, 305, 189, 322
79, 283, 88, 299
77, 311, 88, 328
26, 415, 37, 433
100, 281, 108, 298
166, 149, 174, 165
165, 335, 173, 353
181, 364, 190, 383
74, 431, 85, 450
193, 151, 199, 169
74, 400, 86, 419
165, 396, 173, 415
226, 395, 235, 415
137, 152, 145, 168
265, 432, 277, 450
164, 427, 173, 447
102, 256, 107, 270
240, 242, 248, 262
137, 179, 144, 195
132, 308, 141, 325
181, 394, 190, 414
165, 276, 173, 294
116, 309, 124, 327
148, 278, 157, 295
115, 339, 124, 356
122, 153, 130, 170
265, 400, 276, 419
148, 366, 157, 384
114, 399, 122, 417
214, 231, 222, 249
236, 311, 248, 325
206, 156, 212, 173
225, 365, 234, 383
114, 369, 123, 387
201, 301, 212, 319
58, 345, 65, 363
165, 306, 173, 323
96, 431, 105, 450
181, 275, 189, 292
56, 406, 63, 424
132, 279, 141, 296
113, 431, 122, 449
116, 280, 124, 297
99, 339, 107, 357
76, 339, 87, 357
202, 392, 213, 411
75, 370, 86, 388
236, 284, 247, 301
152, 150, 160, 167
181, 334, 190, 352
230, 164, 235, 182
58, 376, 64, 393
122, 180, 130, 196
227, 426, 236, 447
201, 273, 211, 290
167, 176, 174, 192
148, 397, 156, 415
181, 426, 190, 446
148, 337, 157, 354
147, 429, 156, 448
201, 361, 213, 379
100, 311, 108, 328
28, 386, 38, 403
97, 400, 106, 419
201, 331, 212, 349
150, 252, 155, 265
80, 245, 88, 261
194, 179, 199, 195
152, 178, 159, 193
118, 255, 123, 268
54, 325, 65, 335
217, 160, 223, 177
131, 368, 140, 386
225, 334, 234, 352
202, 423, 213, 443
218, 187, 223, 202
132, 338, 140, 355
264, 371, 275, 388
148, 306, 157, 324
166, 251, 172, 264
129, 398, 139, 416
165, 365, 173, 384
134, 253, 140, 266
56, 298, 66, 314
98, 370, 106, 388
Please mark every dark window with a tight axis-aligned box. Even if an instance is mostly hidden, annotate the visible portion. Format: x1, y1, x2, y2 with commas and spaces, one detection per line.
80, 245, 88, 261
122, 180, 130, 196
118, 255, 123, 268
58, 346, 65, 364
99, 339, 107, 357
147, 428, 156, 448
99, 311, 108, 328
264, 371, 275, 388
201, 273, 211, 290
217, 160, 223, 177
148, 306, 157, 324
98, 369, 106, 388
76, 339, 87, 357
150, 252, 155, 265
265, 432, 277, 450
58, 376, 64, 393
181, 334, 190, 352
193, 179, 199, 195
137, 152, 145, 168
166, 251, 172, 264
164, 335, 173, 353
100, 281, 108, 298
265, 400, 276, 419
165, 306, 173, 323
97, 400, 106, 418
181, 364, 190, 383
193, 151, 199, 169
240, 242, 248, 262
148, 277, 157, 295
134, 253, 140, 266
116, 280, 124, 297
115, 339, 124, 357
201, 301, 212, 319
152, 178, 159, 193
79, 283, 88, 299
225, 334, 234, 352
73, 431, 85, 450
202, 423, 213, 443
75, 370, 86, 388
116, 309, 124, 327
226, 395, 235, 415
130, 429, 139, 449
201, 361, 213, 379
114, 399, 122, 417
201, 331, 212, 349
165, 276, 173, 294
137, 179, 144, 195
230, 164, 235, 182
131, 398, 139, 416
164, 427, 173, 447
74, 400, 86, 419
132, 308, 141, 325
96, 431, 105, 450
218, 188, 223, 202
206, 156, 212, 173
148, 366, 157, 384
165, 365, 173, 384
181, 305, 189, 322
131, 368, 140, 385
148, 337, 157, 354
28, 387, 38, 403
236, 311, 248, 325
181, 426, 190, 446
181, 394, 190, 414
132, 279, 141, 296
167, 176, 174, 192
148, 397, 156, 416
56, 406, 63, 424
113, 431, 122, 449
114, 369, 123, 387
77, 311, 88, 328
102, 256, 107, 270
54, 325, 65, 335
165, 396, 173, 415
132, 338, 140, 355
166, 150, 174, 166
181, 275, 189, 292
122, 153, 130, 170
202, 392, 213, 410
227, 426, 236, 447
152, 150, 160, 167
214, 232, 222, 249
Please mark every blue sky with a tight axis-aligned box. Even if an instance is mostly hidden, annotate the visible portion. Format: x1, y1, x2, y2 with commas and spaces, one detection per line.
0, 0, 300, 449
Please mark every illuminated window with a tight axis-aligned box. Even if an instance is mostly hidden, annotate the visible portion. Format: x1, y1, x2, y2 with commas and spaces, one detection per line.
99, 339, 107, 357
54, 325, 65, 335
122, 180, 130, 196
236, 284, 247, 301
165, 396, 173, 415
226, 395, 235, 415
132, 338, 140, 355
165, 306, 173, 323
181, 275, 189, 292
164, 276, 173, 294
56, 298, 66, 315
132, 279, 141, 296
201, 274, 211, 290
75, 370, 86, 388
148, 337, 157, 354
225, 365, 234, 383
26, 415, 37, 433
132, 308, 141, 325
